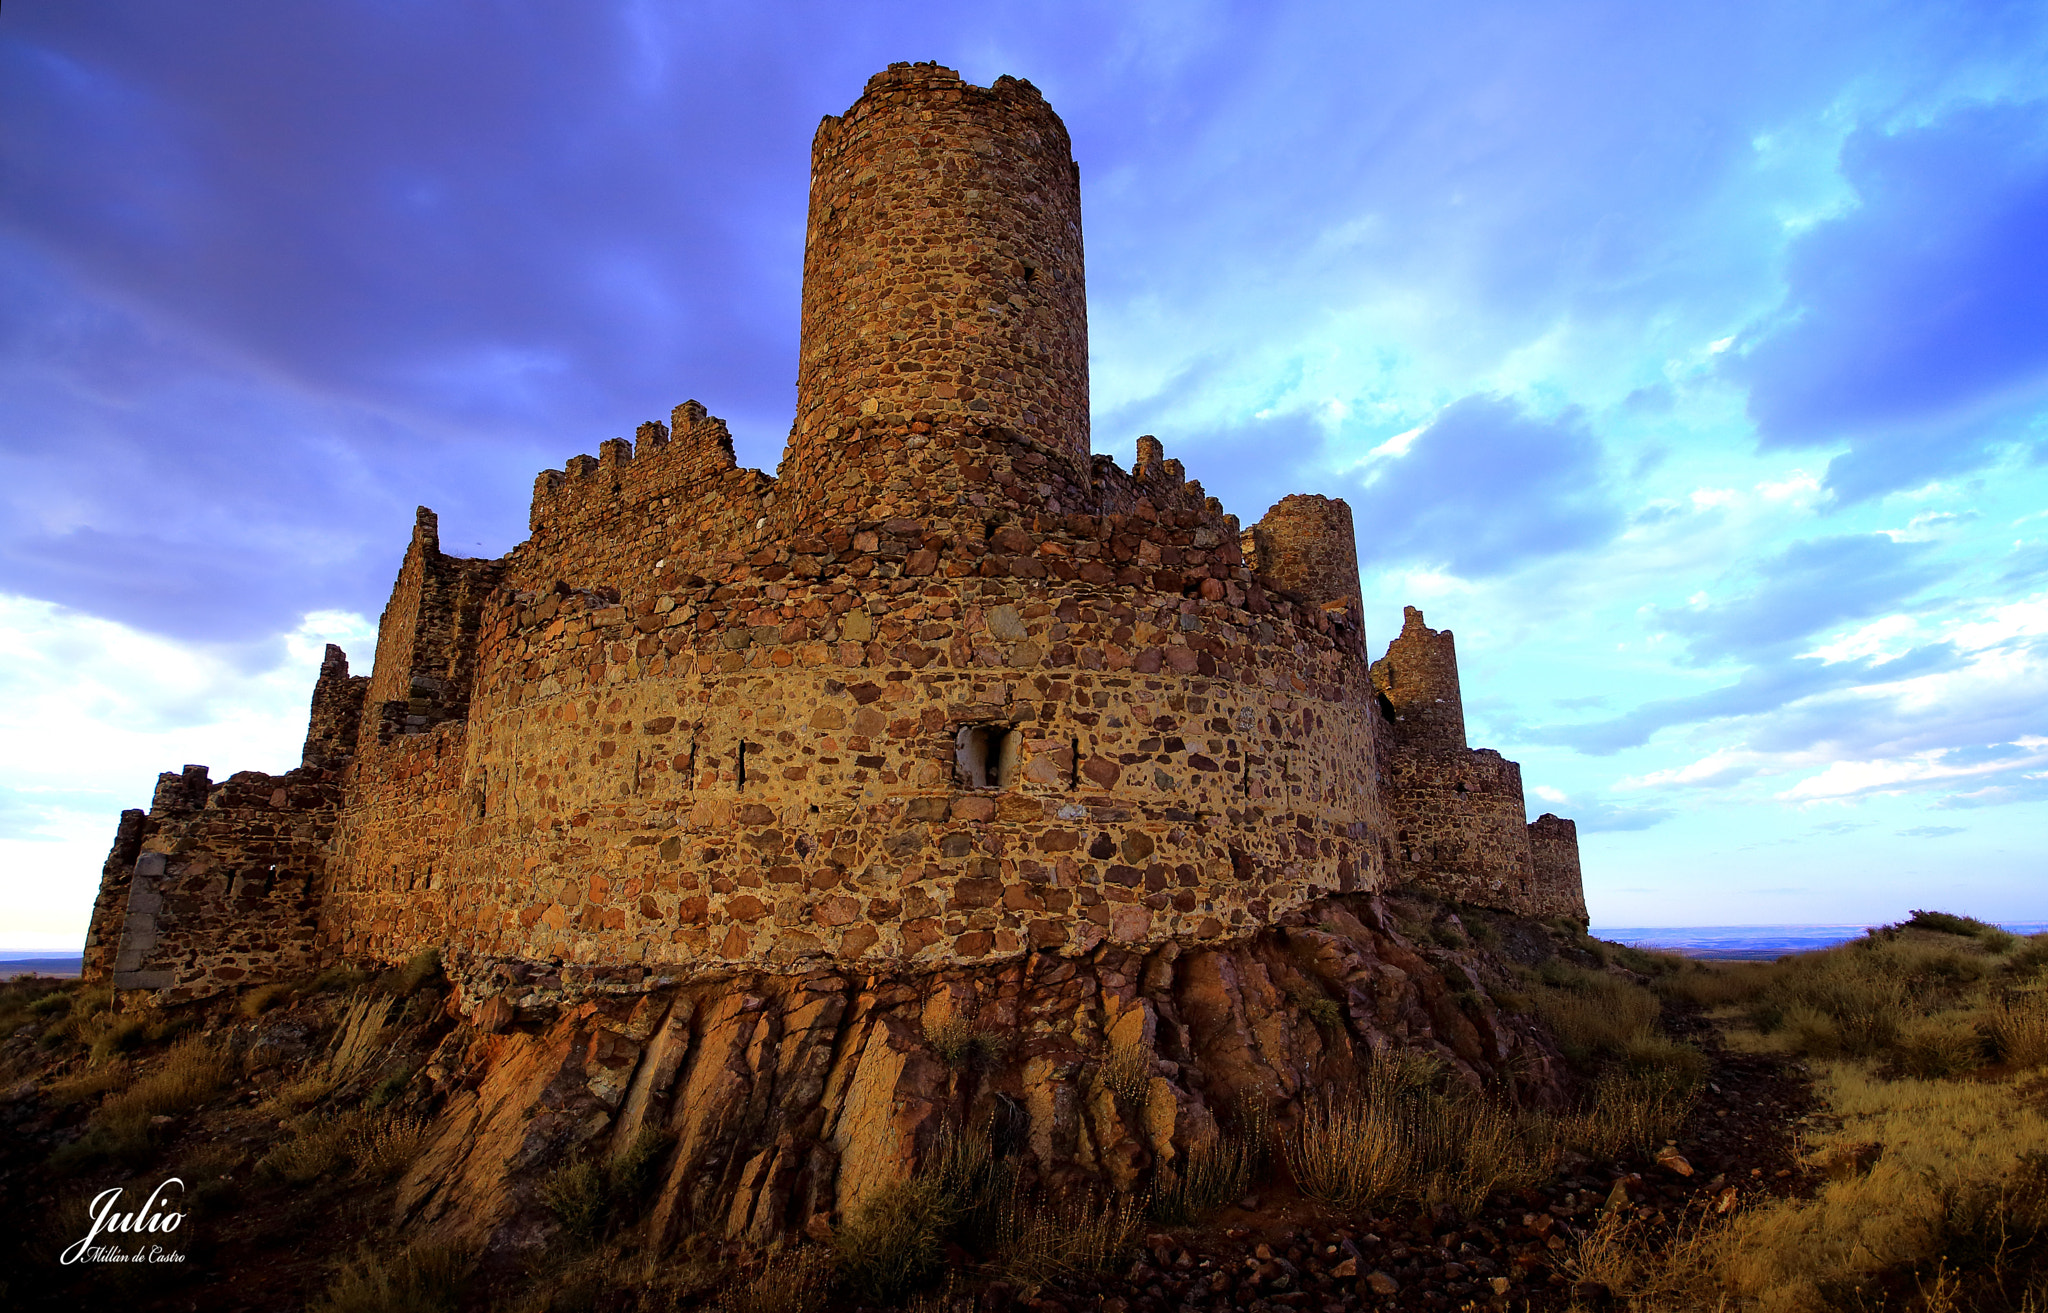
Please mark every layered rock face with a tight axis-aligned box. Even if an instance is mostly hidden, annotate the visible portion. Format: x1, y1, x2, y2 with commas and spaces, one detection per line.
396, 895, 1569, 1251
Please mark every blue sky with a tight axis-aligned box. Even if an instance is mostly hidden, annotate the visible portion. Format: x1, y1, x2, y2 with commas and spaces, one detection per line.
3, 1, 2045, 947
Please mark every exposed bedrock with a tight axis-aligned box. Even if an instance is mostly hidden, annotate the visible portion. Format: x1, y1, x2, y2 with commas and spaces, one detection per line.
394, 895, 1570, 1254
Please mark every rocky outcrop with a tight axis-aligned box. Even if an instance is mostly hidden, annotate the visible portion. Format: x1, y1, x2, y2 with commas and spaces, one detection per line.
393, 895, 1571, 1254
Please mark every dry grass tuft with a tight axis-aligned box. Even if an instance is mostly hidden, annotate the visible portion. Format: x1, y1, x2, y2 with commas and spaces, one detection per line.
237, 982, 294, 1018
1991, 994, 2048, 1069
1095, 1040, 1153, 1107
1149, 1131, 1256, 1224
348, 1114, 432, 1181
993, 1187, 1142, 1290
1285, 1077, 1416, 1211
308, 1238, 474, 1313
724, 1245, 832, 1313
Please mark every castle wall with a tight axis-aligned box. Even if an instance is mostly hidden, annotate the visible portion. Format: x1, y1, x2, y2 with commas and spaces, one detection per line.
81, 807, 147, 982
1528, 813, 1589, 924
524, 402, 777, 591
1371, 605, 1467, 752
1378, 747, 1537, 911
85, 62, 1588, 998
785, 62, 1089, 493
318, 727, 468, 959
319, 434, 1390, 974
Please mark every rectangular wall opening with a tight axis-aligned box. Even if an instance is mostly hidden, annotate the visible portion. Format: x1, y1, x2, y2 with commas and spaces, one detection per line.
955, 724, 1019, 790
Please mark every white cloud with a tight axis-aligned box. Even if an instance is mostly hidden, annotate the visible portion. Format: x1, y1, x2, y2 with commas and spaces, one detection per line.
1803, 614, 1917, 665
1779, 745, 2048, 802
0, 595, 375, 947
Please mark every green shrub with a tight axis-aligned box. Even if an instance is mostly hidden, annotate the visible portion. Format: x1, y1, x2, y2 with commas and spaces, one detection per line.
89, 1015, 149, 1065
542, 1158, 609, 1245
539, 1128, 677, 1245
830, 1178, 954, 1304
1906, 910, 2002, 939
27, 991, 72, 1018
607, 1127, 675, 1212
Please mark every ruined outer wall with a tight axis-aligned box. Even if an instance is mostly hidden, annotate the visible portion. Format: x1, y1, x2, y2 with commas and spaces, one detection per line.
1378, 747, 1536, 911
1371, 606, 1466, 750
81, 807, 146, 982
1370, 607, 1543, 914
779, 62, 1090, 531
103, 765, 341, 1001
1528, 813, 1588, 923
320, 432, 1390, 974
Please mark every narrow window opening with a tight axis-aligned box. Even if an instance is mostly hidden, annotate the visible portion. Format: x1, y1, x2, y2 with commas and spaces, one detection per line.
687, 739, 698, 791
1068, 735, 1080, 791
737, 740, 748, 790
955, 724, 1019, 790
1241, 754, 1251, 794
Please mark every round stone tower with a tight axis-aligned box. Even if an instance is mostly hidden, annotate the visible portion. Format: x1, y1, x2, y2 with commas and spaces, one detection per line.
1371, 606, 1467, 752
1247, 494, 1363, 612
787, 62, 1088, 475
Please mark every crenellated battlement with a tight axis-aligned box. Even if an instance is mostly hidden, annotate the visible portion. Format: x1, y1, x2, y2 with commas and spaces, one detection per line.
528, 400, 757, 535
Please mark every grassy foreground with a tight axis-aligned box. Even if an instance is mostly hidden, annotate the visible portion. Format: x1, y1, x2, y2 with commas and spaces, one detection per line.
1572, 911, 2048, 1313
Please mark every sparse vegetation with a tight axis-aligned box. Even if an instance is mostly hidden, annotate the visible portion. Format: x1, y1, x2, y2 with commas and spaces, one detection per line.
923, 1014, 1012, 1070
1561, 912, 2048, 1312
724, 1245, 831, 1313
1148, 1130, 1256, 1224
539, 1127, 677, 1245
1095, 1040, 1153, 1106
991, 1187, 1144, 1290
308, 1239, 474, 1313
238, 981, 295, 1017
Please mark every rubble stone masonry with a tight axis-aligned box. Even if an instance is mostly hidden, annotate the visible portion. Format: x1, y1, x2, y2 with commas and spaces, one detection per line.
88, 62, 1584, 1000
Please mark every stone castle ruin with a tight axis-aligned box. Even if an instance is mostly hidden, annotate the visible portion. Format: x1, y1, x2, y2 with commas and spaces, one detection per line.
83, 62, 1585, 1005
